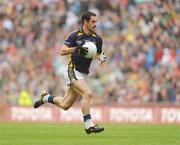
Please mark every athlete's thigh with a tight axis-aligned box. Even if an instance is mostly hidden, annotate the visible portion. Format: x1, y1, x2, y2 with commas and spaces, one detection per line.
71, 79, 92, 96
63, 86, 79, 107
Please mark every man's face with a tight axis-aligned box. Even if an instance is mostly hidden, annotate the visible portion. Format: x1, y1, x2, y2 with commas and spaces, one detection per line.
85, 16, 97, 32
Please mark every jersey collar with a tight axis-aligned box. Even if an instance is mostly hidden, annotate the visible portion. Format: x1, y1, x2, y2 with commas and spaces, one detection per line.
79, 26, 96, 36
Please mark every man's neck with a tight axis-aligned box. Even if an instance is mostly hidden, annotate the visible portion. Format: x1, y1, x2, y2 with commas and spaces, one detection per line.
82, 25, 91, 35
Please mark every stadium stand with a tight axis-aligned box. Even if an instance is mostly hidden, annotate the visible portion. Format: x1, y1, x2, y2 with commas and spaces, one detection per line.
0, 0, 179, 105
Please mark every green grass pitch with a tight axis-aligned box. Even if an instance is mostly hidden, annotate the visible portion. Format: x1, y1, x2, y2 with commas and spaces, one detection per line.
0, 123, 179, 145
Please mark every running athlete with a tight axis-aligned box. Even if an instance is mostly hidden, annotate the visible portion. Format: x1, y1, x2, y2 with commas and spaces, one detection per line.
34, 11, 106, 134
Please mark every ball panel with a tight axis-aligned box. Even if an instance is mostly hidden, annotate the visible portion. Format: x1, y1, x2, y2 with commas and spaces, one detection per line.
83, 42, 97, 58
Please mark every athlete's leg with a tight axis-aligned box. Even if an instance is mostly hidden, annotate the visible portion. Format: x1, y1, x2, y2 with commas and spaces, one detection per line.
53, 78, 91, 113
71, 79, 93, 127
34, 87, 79, 110
71, 79, 104, 134
71, 79, 92, 116
53, 86, 79, 110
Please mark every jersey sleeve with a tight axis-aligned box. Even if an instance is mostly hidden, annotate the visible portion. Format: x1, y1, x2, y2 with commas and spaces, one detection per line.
64, 31, 77, 47
96, 36, 103, 54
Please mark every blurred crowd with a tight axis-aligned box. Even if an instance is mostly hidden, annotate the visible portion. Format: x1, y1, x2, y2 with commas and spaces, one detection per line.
0, 0, 179, 105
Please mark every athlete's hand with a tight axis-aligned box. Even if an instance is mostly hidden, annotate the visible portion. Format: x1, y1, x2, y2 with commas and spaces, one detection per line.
80, 46, 88, 56
74, 41, 88, 56
99, 50, 107, 64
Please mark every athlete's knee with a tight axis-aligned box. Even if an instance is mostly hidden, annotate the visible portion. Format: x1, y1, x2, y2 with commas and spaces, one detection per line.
62, 104, 71, 111
84, 91, 92, 100
55, 100, 71, 110
63, 106, 70, 111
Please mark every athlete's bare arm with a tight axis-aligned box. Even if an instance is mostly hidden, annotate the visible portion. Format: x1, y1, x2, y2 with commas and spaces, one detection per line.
60, 45, 75, 56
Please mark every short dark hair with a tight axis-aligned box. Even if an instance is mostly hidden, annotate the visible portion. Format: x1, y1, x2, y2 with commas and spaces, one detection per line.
81, 11, 96, 24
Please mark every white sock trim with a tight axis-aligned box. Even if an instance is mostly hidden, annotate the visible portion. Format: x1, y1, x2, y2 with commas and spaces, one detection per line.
43, 94, 50, 103
85, 119, 94, 129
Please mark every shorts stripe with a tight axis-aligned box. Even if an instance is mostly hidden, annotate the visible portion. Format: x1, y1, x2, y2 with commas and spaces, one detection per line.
67, 60, 78, 83
72, 61, 78, 80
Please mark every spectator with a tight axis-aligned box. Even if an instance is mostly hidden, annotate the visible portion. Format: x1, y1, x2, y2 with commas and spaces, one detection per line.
18, 89, 32, 106
0, 0, 179, 105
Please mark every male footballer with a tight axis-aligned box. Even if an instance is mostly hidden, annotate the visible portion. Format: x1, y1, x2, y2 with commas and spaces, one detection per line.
34, 11, 106, 134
